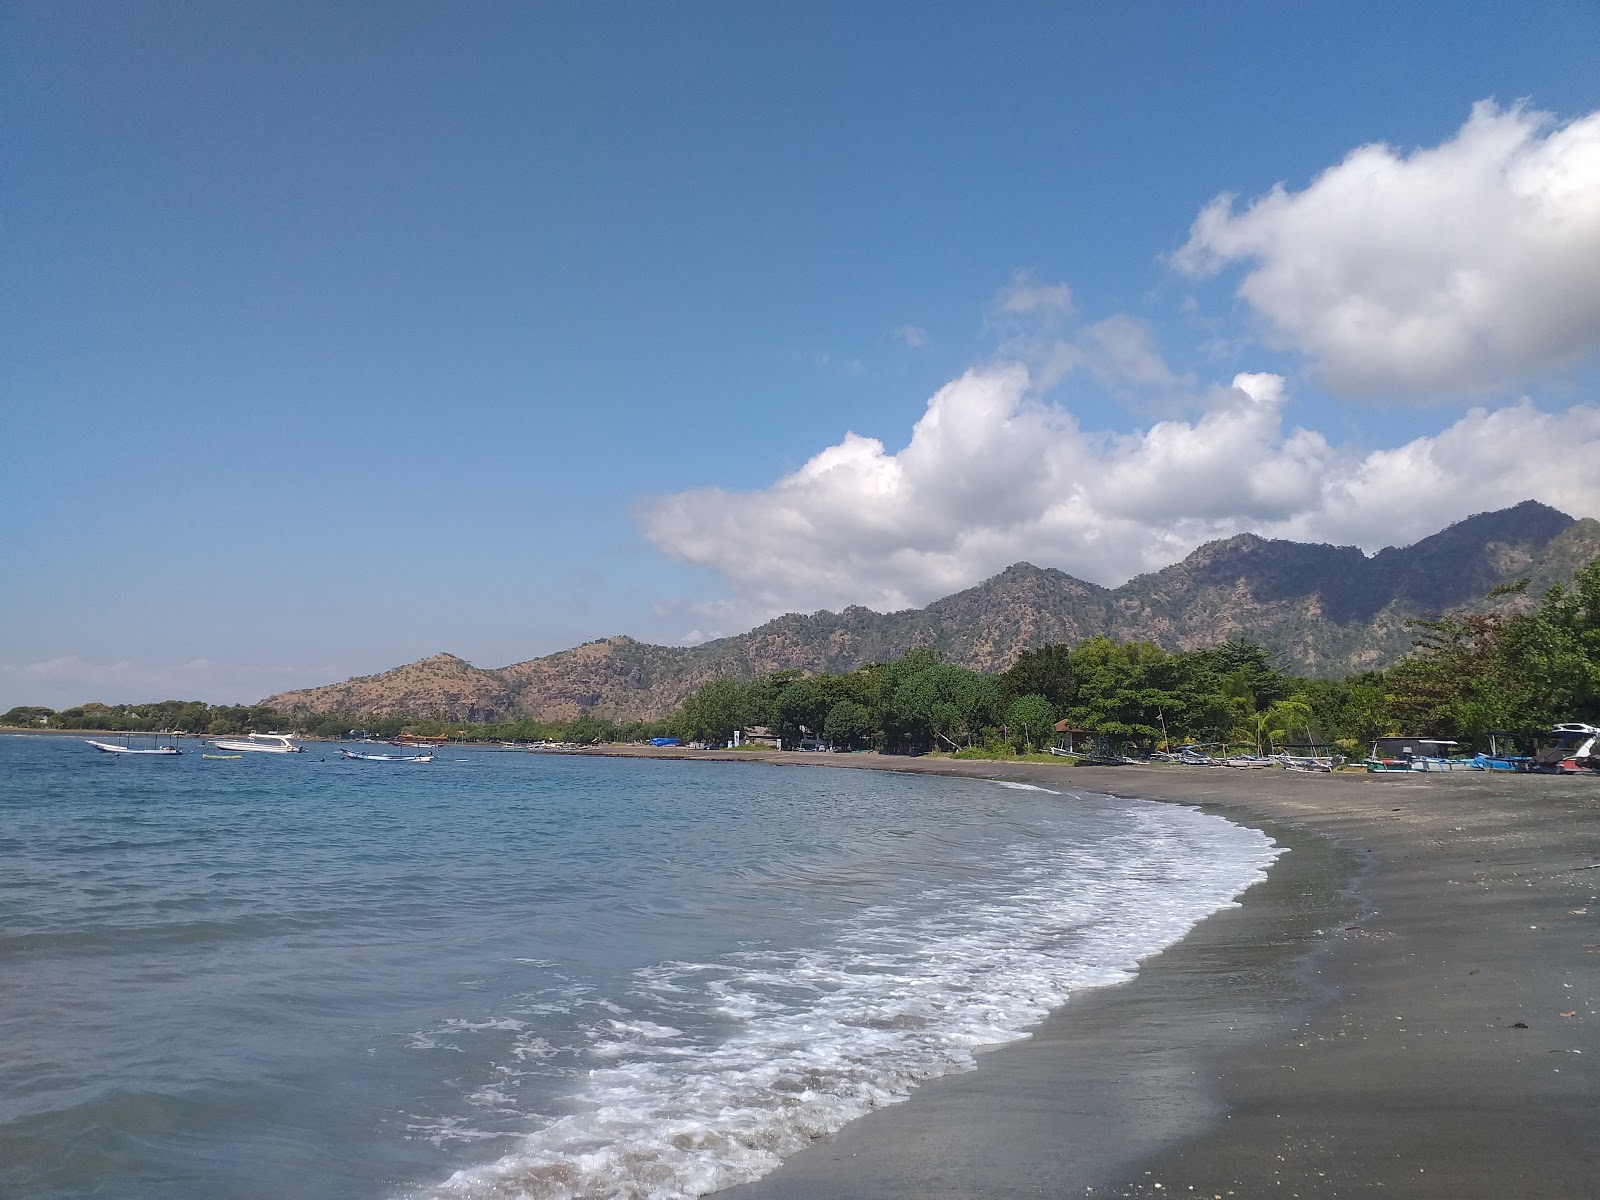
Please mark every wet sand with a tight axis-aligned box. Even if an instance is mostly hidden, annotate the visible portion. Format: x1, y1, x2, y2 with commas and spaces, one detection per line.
592, 748, 1600, 1197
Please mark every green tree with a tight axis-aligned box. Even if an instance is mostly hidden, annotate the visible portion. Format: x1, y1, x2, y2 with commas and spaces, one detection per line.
2, 706, 53, 726
772, 678, 825, 747
823, 699, 869, 750
680, 678, 753, 746
1005, 693, 1056, 752
999, 644, 1079, 710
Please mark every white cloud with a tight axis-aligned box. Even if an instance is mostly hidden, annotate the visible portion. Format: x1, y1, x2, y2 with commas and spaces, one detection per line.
1080, 315, 1187, 391
997, 272, 1074, 316
639, 365, 1600, 622
893, 323, 929, 349
1174, 100, 1600, 395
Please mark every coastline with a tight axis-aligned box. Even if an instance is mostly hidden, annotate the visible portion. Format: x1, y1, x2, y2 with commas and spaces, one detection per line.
591, 747, 1600, 1197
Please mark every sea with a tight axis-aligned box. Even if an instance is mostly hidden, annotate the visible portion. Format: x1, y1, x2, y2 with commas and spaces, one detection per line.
0, 734, 1282, 1200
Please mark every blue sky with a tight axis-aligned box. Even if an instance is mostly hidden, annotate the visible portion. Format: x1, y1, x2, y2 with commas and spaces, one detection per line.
5, 1, 1600, 709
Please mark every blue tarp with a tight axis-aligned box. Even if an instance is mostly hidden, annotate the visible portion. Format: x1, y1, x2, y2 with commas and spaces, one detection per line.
648, 737, 680, 746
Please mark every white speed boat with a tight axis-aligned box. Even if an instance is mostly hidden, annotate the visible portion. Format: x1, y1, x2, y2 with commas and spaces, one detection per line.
208, 733, 306, 754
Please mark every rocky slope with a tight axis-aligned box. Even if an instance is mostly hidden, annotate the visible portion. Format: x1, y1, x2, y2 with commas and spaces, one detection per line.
262, 502, 1600, 722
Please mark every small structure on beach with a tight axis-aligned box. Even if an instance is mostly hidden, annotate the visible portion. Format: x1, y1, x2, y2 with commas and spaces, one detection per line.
1051, 721, 1095, 755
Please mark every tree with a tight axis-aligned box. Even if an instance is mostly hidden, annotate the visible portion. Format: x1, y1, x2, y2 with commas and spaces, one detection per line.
680, 678, 753, 746
565, 713, 610, 745
1005, 693, 1056, 753
823, 699, 869, 750
772, 679, 825, 747
999, 644, 1079, 710
2, 706, 53, 726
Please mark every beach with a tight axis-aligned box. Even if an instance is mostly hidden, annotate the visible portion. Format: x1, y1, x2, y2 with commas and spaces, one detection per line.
595, 748, 1600, 1197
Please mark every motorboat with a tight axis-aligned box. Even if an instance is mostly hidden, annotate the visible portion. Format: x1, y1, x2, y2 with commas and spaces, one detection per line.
208, 732, 306, 754
1533, 723, 1600, 773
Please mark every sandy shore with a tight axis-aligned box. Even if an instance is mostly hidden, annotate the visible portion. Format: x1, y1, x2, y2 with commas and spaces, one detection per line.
590, 747, 1600, 1198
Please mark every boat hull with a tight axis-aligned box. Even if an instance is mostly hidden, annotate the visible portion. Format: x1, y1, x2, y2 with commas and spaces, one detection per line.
85, 740, 181, 755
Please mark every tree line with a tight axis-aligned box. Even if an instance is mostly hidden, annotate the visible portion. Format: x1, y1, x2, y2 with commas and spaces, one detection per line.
10, 558, 1599, 756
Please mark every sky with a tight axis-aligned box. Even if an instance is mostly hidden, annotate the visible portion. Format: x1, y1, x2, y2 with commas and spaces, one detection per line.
4, 1, 1600, 710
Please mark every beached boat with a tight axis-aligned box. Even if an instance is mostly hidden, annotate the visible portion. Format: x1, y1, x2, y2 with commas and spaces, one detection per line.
1364, 736, 1470, 772
85, 732, 182, 755
1225, 754, 1277, 769
208, 733, 306, 754
1176, 744, 1227, 766
1275, 752, 1335, 772
339, 748, 433, 762
1468, 732, 1533, 772
1532, 722, 1600, 773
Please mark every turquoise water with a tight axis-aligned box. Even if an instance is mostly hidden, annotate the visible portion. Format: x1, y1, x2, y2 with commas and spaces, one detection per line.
0, 735, 1280, 1199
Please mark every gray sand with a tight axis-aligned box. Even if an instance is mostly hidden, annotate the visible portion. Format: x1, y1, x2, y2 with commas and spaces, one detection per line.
594, 749, 1600, 1197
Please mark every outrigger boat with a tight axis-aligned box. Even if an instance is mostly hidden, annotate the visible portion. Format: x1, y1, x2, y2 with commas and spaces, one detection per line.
1365, 737, 1471, 772
208, 732, 306, 754
338, 748, 433, 762
85, 731, 182, 755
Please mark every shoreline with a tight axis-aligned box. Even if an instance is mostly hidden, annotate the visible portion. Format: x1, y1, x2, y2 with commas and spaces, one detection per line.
591, 747, 1600, 1197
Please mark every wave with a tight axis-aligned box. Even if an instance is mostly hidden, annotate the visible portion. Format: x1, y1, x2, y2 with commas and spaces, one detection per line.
415, 804, 1281, 1200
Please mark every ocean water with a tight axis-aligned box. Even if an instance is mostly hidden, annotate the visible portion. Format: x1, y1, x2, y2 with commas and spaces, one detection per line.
0, 735, 1282, 1200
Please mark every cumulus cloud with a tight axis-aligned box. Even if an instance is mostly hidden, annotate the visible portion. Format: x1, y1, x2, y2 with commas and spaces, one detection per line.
639, 366, 1600, 622
1174, 100, 1600, 394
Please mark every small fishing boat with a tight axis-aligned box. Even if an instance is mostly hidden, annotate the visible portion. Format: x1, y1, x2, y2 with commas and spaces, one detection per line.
202, 753, 244, 760
1364, 737, 1470, 772
208, 733, 307, 754
86, 731, 182, 756
1225, 754, 1277, 769
339, 748, 433, 762
1176, 744, 1227, 766
1468, 731, 1533, 772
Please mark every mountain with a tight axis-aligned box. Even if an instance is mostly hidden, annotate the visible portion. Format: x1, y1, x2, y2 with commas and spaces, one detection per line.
262, 502, 1600, 722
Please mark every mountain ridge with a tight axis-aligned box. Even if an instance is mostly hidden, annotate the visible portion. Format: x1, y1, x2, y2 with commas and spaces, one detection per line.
263, 502, 1600, 722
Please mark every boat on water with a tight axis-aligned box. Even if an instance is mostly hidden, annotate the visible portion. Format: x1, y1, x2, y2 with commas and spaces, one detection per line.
202, 753, 243, 760
389, 740, 444, 750
339, 748, 433, 762
208, 733, 306, 754
85, 732, 182, 756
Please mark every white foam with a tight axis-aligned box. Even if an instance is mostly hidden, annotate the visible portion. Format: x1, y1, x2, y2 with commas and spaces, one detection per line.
992, 780, 1061, 794
413, 802, 1281, 1200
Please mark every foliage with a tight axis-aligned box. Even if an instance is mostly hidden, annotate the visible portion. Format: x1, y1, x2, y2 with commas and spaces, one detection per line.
1004, 693, 1056, 752
822, 699, 869, 750
19, 557, 1600, 761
